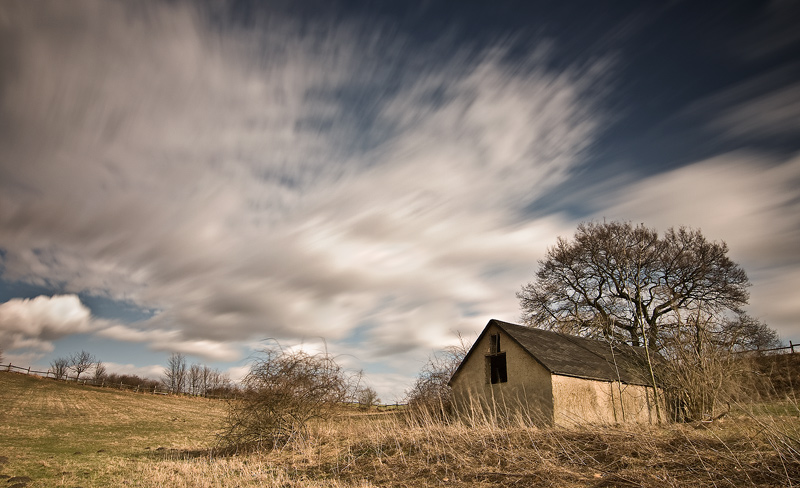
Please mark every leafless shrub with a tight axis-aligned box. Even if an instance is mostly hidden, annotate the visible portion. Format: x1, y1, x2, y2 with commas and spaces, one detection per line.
405, 334, 469, 419
220, 344, 355, 449
658, 311, 784, 421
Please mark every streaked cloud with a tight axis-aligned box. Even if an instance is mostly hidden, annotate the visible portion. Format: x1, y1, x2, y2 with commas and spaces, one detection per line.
0, 1, 601, 366
0, 1, 797, 400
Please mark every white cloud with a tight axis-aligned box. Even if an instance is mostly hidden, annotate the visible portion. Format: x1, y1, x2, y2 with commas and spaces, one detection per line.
0, 295, 97, 352
714, 82, 800, 140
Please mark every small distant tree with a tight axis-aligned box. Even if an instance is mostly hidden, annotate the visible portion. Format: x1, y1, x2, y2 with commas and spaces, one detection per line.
188, 363, 203, 395
70, 350, 96, 380
201, 365, 212, 396
163, 352, 187, 394
221, 344, 355, 448
50, 356, 70, 380
356, 386, 380, 410
93, 361, 107, 384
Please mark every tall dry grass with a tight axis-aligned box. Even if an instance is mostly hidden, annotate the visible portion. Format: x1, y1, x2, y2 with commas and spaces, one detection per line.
133, 402, 800, 487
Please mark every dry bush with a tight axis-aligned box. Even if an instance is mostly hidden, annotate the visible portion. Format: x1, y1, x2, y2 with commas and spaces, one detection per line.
220, 344, 355, 449
656, 312, 783, 422
748, 353, 800, 399
405, 335, 469, 420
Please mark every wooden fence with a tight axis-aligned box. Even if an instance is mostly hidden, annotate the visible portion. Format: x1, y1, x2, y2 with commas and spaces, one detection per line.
2, 362, 197, 397
734, 341, 799, 355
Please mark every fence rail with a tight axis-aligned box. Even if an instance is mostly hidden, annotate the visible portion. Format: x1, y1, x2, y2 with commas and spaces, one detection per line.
733, 341, 799, 355
1, 362, 215, 397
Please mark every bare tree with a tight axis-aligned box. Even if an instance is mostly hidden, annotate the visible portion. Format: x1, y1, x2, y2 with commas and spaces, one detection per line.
517, 221, 751, 350
49, 356, 70, 379
70, 350, 96, 380
405, 333, 470, 416
188, 363, 203, 395
717, 313, 781, 353
517, 221, 779, 421
201, 365, 212, 397
93, 361, 107, 384
163, 352, 187, 394
356, 386, 380, 410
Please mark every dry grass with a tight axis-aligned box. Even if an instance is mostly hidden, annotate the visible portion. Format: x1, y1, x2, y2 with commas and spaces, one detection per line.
132, 407, 800, 487
2, 371, 799, 487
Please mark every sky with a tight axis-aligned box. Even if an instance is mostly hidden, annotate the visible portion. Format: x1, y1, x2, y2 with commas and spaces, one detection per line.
1, 0, 799, 402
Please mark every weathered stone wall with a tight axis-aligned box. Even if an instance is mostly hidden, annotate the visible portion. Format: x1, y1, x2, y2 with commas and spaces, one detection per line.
552, 375, 663, 425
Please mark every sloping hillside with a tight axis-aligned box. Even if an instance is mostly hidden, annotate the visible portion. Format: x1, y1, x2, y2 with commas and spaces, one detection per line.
0, 371, 226, 486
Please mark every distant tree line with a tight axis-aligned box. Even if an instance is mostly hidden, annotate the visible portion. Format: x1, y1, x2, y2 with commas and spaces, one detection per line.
45, 349, 236, 397
162, 352, 235, 397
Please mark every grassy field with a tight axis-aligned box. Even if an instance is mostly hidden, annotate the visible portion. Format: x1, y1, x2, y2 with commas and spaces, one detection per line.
0, 371, 225, 487
2, 371, 799, 487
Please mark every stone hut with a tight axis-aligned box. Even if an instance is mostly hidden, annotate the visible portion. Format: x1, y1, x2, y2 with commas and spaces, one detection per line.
448, 319, 664, 425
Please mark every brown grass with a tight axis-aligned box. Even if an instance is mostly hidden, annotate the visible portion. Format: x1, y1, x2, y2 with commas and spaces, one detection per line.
131, 406, 800, 487
2, 371, 799, 487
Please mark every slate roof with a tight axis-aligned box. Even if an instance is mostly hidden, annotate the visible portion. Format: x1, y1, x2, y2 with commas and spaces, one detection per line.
451, 319, 658, 387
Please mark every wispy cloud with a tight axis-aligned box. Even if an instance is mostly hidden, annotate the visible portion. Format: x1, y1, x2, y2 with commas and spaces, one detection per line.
1, 1, 797, 400
0, 1, 603, 367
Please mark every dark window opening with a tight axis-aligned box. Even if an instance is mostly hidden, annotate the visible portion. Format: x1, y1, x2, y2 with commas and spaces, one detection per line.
488, 353, 507, 384
489, 333, 500, 354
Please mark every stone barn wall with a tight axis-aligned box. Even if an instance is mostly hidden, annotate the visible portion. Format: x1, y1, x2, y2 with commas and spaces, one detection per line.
552, 375, 662, 425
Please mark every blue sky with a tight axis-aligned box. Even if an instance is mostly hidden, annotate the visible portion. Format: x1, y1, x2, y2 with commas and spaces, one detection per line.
1, 0, 799, 401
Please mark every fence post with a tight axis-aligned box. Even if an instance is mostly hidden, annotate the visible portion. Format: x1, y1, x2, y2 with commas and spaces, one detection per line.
791, 340, 795, 354
26, 366, 31, 375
